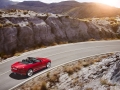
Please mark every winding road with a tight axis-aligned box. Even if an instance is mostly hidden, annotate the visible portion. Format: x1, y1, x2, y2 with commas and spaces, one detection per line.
0, 40, 120, 90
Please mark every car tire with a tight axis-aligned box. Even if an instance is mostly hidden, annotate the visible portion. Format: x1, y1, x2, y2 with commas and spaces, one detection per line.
27, 69, 33, 77
46, 62, 51, 68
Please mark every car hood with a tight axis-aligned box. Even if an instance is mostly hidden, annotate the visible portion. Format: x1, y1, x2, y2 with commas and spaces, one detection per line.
12, 62, 27, 69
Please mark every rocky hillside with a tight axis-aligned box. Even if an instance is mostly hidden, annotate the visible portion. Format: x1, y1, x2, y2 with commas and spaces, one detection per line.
8, 1, 120, 18
14, 52, 120, 90
0, 10, 120, 56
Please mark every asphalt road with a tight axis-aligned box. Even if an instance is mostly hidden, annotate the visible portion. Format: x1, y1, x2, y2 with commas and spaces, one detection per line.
0, 40, 120, 90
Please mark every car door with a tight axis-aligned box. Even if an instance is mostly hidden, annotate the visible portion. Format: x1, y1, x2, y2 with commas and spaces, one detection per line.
33, 60, 43, 71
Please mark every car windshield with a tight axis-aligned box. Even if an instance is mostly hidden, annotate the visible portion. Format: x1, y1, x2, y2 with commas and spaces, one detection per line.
21, 57, 39, 64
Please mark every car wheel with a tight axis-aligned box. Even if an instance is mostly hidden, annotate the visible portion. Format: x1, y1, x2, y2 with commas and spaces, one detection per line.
27, 69, 33, 77
46, 62, 51, 68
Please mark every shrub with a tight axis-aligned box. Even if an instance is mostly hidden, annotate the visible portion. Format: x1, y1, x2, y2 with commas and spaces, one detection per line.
108, 18, 117, 23
0, 23, 3, 28
85, 88, 93, 90
47, 72, 50, 78
0, 15, 2, 17
82, 61, 90, 67
3, 23, 13, 27
100, 78, 113, 86
23, 11, 28, 15
14, 52, 21, 56
0, 52, 5, 58
111, 23, 119, 32
40, 82, 47, 90
51, 42, 58, 46
93, 58, 101, 62
49, 73, 59, 83
73, 63, 82, 72
64, 66, 74, 75
89, 38, 96, 41
13, 24, 19, 27
65, 15, 70, 18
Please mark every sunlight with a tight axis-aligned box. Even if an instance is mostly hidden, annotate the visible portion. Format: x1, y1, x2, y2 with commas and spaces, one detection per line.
98, 0, 119, 7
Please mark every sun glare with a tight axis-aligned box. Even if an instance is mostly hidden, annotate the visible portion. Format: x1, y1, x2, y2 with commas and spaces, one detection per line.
98, 0, 119, 7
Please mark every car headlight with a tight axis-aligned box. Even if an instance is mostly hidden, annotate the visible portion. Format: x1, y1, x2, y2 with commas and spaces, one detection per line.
12, 67, 17, 70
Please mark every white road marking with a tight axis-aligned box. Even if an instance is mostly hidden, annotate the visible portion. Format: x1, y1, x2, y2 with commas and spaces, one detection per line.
1, 40, 119, 64
0, 44, 119, 76
0, 70, 11, 76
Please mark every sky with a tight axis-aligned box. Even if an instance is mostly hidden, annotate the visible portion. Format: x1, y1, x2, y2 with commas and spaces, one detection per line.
11, 0, 120, 8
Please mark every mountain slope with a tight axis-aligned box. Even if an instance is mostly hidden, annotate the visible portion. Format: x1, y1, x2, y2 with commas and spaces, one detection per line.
8, 1, 120, 18
65, 3, 120, 18
0, 0, 13, 8
9, 1, 80, 13
17, 1, 48, 7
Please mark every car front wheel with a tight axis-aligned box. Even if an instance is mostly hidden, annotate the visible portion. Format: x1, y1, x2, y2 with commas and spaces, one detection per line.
27, 69, 33, 77
46, 62, 51, 68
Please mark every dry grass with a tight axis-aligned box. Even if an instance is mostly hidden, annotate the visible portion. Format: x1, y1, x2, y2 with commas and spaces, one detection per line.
111, 23, 120, 32
63, 55, 108, 75
40, 45, 47, 48
64, 66, 74, 75
81, 59, 94, 67
93, 58, 101, 62
73, 79, 79, 86
51, 42, 58, 46
88, 38, 96, 41
74, 63, 82, 71
58, 41, 68, 44
79, 82, 84, 87
14, 52, 21, 56
47, 72, 50, 78
3, 23, 13, 27
49, 73, 59, 83
100, 78, 113, 86
0, 24, 3, 28
85, 88, 93, 90
64, 63, 82, 75
100, 78, 108, 85
40, 82, 47, 90
31, 84, 40, 90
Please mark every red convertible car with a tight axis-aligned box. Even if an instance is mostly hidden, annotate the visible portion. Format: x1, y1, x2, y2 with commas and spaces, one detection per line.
11, 57, 51, 77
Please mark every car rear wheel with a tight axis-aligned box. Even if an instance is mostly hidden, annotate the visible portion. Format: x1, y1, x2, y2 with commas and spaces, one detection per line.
27, 69, 33, 77
46, 62, 51, 68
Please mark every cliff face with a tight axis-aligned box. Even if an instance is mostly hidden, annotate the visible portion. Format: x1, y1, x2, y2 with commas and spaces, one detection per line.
0, 10, 120, 55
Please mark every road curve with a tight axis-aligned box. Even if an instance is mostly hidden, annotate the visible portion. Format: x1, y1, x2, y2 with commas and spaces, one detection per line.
0, 40, 120, 90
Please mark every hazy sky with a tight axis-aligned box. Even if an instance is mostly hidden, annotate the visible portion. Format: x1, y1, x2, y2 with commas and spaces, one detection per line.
11, 0, 120, 8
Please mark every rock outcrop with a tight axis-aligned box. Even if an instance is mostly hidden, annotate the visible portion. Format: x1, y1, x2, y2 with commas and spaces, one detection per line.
0, 10, 120, 55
